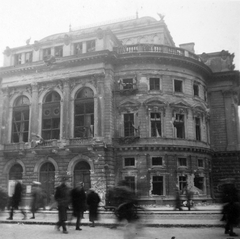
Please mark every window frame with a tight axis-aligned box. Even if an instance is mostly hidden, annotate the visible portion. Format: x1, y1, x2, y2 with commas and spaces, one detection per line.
174, 79, 183, 93
195, 117, 201, 141
54, 45, 63, 57
178, 157, 187, 168
193, 82, 199, 97
149, 77, 161, 91
86, 40, 96, 52
25, 51, 33, 63
151, 175, 165, 196
123, 113, 135, 137
124, 176, 136, 192
150, 112, 162, 137
174, 113, 185, 139
123, 157, 136, 168
74, 42, 83, 55
178, 175, 187, 192
14, 53, 22, 65
198, 158, 204, 168
151, 156, 163, 167
42, 48, 51, 58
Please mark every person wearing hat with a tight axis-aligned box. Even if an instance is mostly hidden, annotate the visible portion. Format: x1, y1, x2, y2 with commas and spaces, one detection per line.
54, 177, 71, 234
71, 182, 86, 230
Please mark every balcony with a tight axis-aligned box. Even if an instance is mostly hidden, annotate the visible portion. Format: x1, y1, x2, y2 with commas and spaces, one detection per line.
113, 44, 202, 62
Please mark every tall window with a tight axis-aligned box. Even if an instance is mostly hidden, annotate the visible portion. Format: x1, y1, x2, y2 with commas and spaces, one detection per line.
74, 87, 94, 138
124, 113, 135, 137
174, 114, 185, 138
152, 176, 164, 195
150, 112, 161, 137
25, 52, 32, 63
74, 42, 83, 55
178, 158, 187, 167
149, 78, 160, 90
42, 91, 60, 140
86, 40, 95, 52
195, 117, 201, 141
174, 79, 183, 93
54, 46, 63, 57
179, 176, 187, 191
193, 83, 199, 96
125, 176, 135, 191
12, 96, 30, 143
194, 177, 204, 192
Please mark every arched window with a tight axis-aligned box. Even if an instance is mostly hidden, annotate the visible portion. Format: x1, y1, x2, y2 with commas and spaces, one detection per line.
12, 96, 30, 143
39, 162, 55, 204
42, 91, 60, 140
74, 87, 94, 138
9, 164, 23, 180
74, 161, 91, 190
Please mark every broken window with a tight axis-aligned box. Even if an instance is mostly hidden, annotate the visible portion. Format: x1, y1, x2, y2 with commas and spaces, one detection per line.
179, 175, 187, 191
124, 158, 135, 167
54, 46, 63, 57
149, 78, 160, 90
195, 117, 201, 141
25, 52, 32, 63
152, 176, 164, 195
125, 176, 135, 191
150, 112, 161, 137
193, 83, 199, 96
86, 40, 95, 52
14, 53, 22, 65
174, 79, 183, 93
43, 48, 51, 58
124, 113, 135, 137
178, 158, 187, 167
12, 96, 30, 143
174, 113, 185, 138
74, 42, 83, 55
74, 87, 94, 138
42, 91, 60, 140
194, 176, 204, 191
152, 157, 163, 166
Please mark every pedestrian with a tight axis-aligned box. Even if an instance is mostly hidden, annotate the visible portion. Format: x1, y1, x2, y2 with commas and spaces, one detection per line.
54, 177, 71, 234
30, 181, 46, 219
174, 188, 182, 211
86, 188, 100, 227
7, 180, 27, 220
71, 182, 86, 230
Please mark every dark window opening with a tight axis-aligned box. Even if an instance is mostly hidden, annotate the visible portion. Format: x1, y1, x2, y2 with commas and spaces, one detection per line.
179, 176, 187, 191
150, 112, 161, 137
9, 164, 23, 180
174, 114, 185, 138
193, 84, 199, 96
14, 53, 22, 65
122, 78, 134, 90
54, 46, 63, 57
42, 92, 60, 140
198, 159, 204, 168
152, 176, 164, 195
74, 42, 83, 55
195, 117, 201, 141
125, 176, 135, 191
74, 88, 94, 138
12, 96, 30, 143
178, 158, 187, 167
152, 157, 163, 166
149, 78, 160, 90
174, 80, 182, 93
124, 158, 135, 167
124, 113, 135, 137
194, 177, 204, 191
86, 40, 95, 52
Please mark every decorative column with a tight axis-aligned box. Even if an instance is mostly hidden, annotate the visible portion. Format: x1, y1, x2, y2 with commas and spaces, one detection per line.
223, 90, 239, 150
30, 83, 39, 138
62, 80, 70, 139
1, 88, 10, 144
97, 77, 105, 137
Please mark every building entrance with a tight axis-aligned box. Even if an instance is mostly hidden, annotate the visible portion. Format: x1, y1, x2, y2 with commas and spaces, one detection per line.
74, 161, 91, 191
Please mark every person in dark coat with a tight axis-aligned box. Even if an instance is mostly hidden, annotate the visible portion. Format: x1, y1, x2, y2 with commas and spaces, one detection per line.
71, 182, 86, 230
7, 181, 27, 220
54, 177, 71, 234
87, 189, 100, 227
174, 188, 182, 211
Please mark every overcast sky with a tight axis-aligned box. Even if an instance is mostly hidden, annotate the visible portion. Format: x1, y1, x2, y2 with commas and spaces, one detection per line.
0, 0, 239, 70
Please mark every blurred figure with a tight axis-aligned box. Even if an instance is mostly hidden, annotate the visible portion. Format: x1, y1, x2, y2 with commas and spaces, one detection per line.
174, 188, 182, 211
7, 181, 27, 220
54, 177, 71, 234
87, 188, 100, 227
30, 181, 46, 219
0, 187, 8, 212
71, 182, 86, 230
220, 181, 240, 237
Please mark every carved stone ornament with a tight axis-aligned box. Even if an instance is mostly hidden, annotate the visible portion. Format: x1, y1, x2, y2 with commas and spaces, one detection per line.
63, 34, 71, 46
118, 100, 141, 114
3, 46, 11, 56
33, 41, 40, 51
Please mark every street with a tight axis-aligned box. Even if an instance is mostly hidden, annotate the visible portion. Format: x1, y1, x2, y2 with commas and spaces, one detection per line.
0, 223, 239, 239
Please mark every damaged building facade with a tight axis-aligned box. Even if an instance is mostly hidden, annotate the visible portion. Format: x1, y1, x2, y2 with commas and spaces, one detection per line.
0, 16, 239, 205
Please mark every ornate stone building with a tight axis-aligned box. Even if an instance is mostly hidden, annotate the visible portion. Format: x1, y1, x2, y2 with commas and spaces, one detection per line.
0, 16, 239, 205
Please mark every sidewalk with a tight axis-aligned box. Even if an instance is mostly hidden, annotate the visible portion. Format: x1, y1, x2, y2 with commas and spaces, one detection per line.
0, 204, 225, 228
